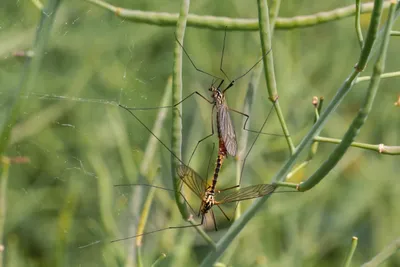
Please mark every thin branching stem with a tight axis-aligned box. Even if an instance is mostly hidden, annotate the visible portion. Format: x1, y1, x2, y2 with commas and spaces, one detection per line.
355, 71, 400, 83
298, 0, 397, 192
85, 0, 391, 31
314, 136, 400, 155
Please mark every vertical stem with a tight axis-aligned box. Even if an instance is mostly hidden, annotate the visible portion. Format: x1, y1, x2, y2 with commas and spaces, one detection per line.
171, 0, 191, 219
257, 0, 295, 154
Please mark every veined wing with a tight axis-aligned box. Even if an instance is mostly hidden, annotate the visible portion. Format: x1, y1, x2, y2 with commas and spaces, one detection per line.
177, 165, 208, 198
216, 184, 277, 204
217, 103, 237, 156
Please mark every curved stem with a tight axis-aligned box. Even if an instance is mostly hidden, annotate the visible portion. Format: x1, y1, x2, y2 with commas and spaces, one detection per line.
314, 136, 400, 155
85, 0, 391, 31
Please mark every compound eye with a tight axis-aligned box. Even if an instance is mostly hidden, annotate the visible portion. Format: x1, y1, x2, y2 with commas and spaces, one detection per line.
208, 87, 213, 92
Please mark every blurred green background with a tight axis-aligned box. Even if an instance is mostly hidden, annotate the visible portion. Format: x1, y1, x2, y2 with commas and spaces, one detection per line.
1, 0, 399, 266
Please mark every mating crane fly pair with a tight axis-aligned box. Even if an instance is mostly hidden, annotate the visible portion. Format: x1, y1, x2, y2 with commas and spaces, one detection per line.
80, 31, 290, 248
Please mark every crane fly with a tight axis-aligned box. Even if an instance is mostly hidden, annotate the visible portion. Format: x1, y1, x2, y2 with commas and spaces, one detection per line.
87, 164, 278, 246
119, 29, 280, 163
78, 102, 289, 248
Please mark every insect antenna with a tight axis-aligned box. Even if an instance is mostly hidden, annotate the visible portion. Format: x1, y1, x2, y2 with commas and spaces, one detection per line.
174, 33, 222, 81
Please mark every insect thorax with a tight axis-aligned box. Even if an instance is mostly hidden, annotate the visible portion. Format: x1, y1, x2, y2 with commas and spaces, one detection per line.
201, 189, 215, 214
210, 86, 225, 105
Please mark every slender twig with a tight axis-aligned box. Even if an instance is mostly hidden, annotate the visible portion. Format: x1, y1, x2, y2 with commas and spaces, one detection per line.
355, 0, 364, 48
361, 237, 400, 267
151, 253, 167, 267
391, 30, 400, 35
343, 236, 358, 267
257, 0, 295, 154
298, 0, 396, 192
286, 98, 322, 179
269, 0, 282, 35
314, 136, 400, 155
85, 0, 391, 31
355, 71, 400, 83
172, 0, 190, 220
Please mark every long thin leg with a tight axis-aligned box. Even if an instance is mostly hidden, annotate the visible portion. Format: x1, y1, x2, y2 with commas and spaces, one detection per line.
114, 183, 197, 216
107, 222, 204, 244
237, 103, 277, 186
175, 33, 222, 80
187, 105, 216, 166
228, 107, 286, 137
216, 205, 230, 222
210, 209, 218, 231
123, 91, 213, 110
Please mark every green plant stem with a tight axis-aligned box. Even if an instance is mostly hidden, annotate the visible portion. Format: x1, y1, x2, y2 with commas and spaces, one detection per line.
151, 253, 167, 267
0, 159, 10, 267
172, 0, 190, 220
298, 0, 396, 192
355, 71, 400, 83
343, 236, 358, 267
170, 0, 215, 249
268, 0, 281, 35
314, 136, 400, 155
355, 0, 364, 48
200, 2, 398, 265
361, 237, 400, 267
257, 0, 295, 155
288, 100, 323, 179
135, 185, 156, 267
85, 0, 390, 31
0, 0, 61, 155
356, 0, 386, 71
274, 181, 297, 189
391, 30, 400, 35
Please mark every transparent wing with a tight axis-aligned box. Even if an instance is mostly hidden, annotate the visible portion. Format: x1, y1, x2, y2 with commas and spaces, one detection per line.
177, 165, 208, 198
217, 184, 277, 204
217, 103, 237, 156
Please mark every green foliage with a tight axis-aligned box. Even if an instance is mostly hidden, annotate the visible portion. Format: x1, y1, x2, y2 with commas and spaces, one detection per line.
0, 1, 399, 267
